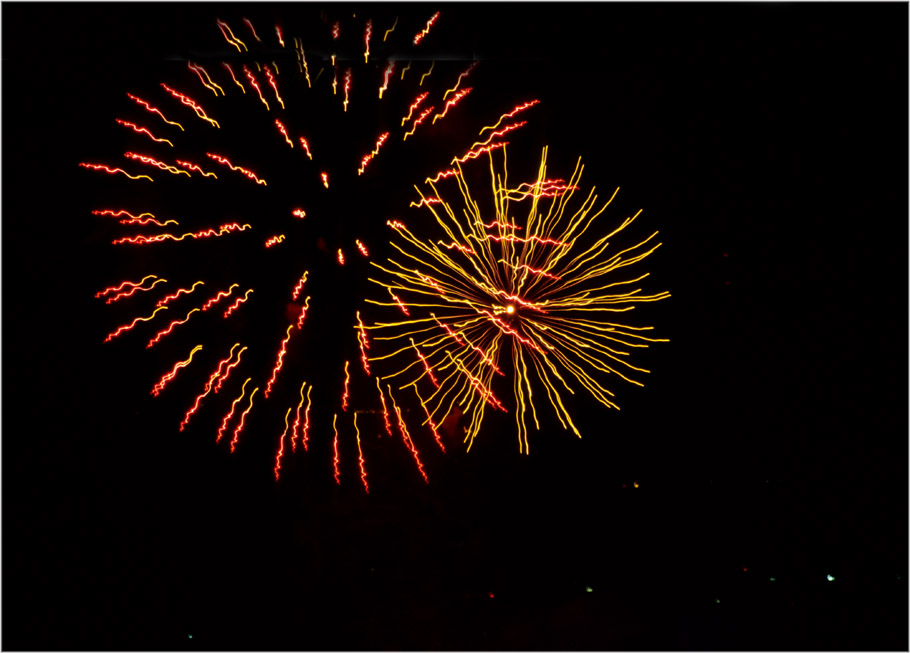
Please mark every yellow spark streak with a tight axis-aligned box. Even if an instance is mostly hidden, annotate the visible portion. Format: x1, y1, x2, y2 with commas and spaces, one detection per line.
419, 61, 434, 86
383, 16, 398, 41
216, 20, 248, 52
188, 62, 225, 96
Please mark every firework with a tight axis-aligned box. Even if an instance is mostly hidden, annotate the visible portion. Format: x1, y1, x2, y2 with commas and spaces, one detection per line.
363, 146, 669, 454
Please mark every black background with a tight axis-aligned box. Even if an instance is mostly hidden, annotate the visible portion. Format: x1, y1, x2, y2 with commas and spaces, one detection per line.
3, 2, 908, 651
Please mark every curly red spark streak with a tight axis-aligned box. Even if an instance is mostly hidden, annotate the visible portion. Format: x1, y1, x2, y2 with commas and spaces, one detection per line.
414, 386, 445, 453
403, 106, 433, 141
223, 289, 253, 318
292, 208, 307, 219
410, 338, 439, 387
291, 272, 308, 301
156, 281, 203, 307
298, 138, 312, 159
176, 159, 217, 178
115, 119, 174, 146
217, 378, 249, 443
332, 414, 341, 484
103, 277, 167, 303
180, 344, 242, 431
402, 92, 428, 126
295, 296, 311, 329
388, 289, 410, 316
263, 65, 285, 109
274, 407, 292, 481
502, 261, 562, 280
124, 152, 189, 177
230, 386, 259, 453
354, 415, 369, 493
151, 345, 203, 397
432, 87, 471, 124
342, 67, 352, 112
213, 346, 246, 394
357, 311, 371, 374
363, 19, 372, 63
146, 308, 200, 348
425, 169, 459, 184
275, 25, 285, 47
439, 240, 475, 255
376, 379, 394, 437
337, 249, 345, 265
391, 395, 428, 483
79, 163, 153, 182
160, 84, 220, 128
409, 196, 442, 208
479, 99, 540, 135
357, 132, 389, 175
104, 306, 167, 342
413, 11, 440, 45
471, 120, 528, 149
290, 381, 308, 452
452, 141, 508, 165
321, 172, 329, 188
242, 65, 270, 110
387, 219, 406, 230
264, 324, 296, 399
480, 233, 568, 247
95, 274, 160, 299
356, 240, 369, 257
201, 284, 238, 311
332, 21, 340, 39
126, 93, 184, 130
265, 235, 286, 248
274, 119, 293, 147
206, 153, 267, 185
111, 222, 250, 245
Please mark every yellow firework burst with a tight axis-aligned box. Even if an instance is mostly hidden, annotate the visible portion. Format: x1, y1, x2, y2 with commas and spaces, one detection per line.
363, 146, 670, 454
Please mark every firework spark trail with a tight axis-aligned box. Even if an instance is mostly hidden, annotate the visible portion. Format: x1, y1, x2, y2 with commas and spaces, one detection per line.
333, 414, 341, 484
413, 11, 440, 45
342, 67, 352, 112
357, 311, 371, 374
111, 222, 250, 245
263, 65, 285, 109
341, 360, 351, 412
151, 345, 203, 397
159, 281, 205, 309
230, 385, 259, 453
222, 63, 246, 93
354, 413, 369, 493
292, 208, 307, 219
206, 153, 267, 185
419, 62, 435, 86
363, 19, 372, 63
216, 19, 248, 52
379, 61, 395, 98
95, 274, 158, 298
291, 272, 308, 302
160, 84, 220, 128
376, 378, 394, 437
403, 106, 433, 141
431, 87, 471, 124
296, 295, 311, 329
275, 25, 285, 47
127, 93, 185, 131
365, 146, 669, 453
425, 169, 459, 184
146, 307, 200, 348
298, 137, 312, 159
223, 289, 253, 319
274, 119, 293, 147
389, 389, 428, 483
264, 324, 296, 399
357, 132, 389, 175
478, 99, 540, 136
401, 92, 428, 126
265, 235, 286, 248
188, 62, 225, 96
274, 407, 293, 481
243, 65, 270, 110
124, 152, 190, 177
98, 275, 166, 303
290, 381, 308, 452
213, 346, 247, 393
200, 284, 239, 311
356, 240, 369, 257
116, 119, 174, 146
176, 160, 218, 178
217, 378, 249, 443
443, 62, 478, 101
79, 163, 153, 182
414, 385, 445, 453
410, 337, 439, 387
104, 306, 167, 342
179, 343, 243, 431
243, 18, 261, 42
470, 120, 527, 150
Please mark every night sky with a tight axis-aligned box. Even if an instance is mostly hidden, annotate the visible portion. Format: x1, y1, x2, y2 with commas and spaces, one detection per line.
3, 2, 908, 651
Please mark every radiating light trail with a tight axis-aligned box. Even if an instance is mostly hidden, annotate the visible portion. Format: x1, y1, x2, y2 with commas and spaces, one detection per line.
243, 65, 270, 110
160, 84, 220, 128
216, 19, 248, 52
264, 324, 296, 399
357, 132, 389, 175
230, 386, 259, 453
217, 378, 250, 443
104, 305, 167, 342
124, 151, 190, 177
263, 65, 285, 109
99, 276, 166, 303
126, 93, 184, 130
341, 360, 351, 411
79, 163, 153, 182
115, 119, 174, 146
146, 307, 200, 348
111, 222, 250, 245
274, 407, 293, 481
151, 345, 203, 397
223, 289, 253, 318
188, 62, 225, 96
354, 413, 369, 493
413, 11, 440, 45
332, 413, 341, 484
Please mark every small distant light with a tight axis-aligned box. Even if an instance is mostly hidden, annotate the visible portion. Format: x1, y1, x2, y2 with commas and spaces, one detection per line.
826, 574, 835, 582
488, 592, 494, 599
188, 634, 193, 639
633, 482, 639, 488
742, 567, 748, 572
585, 586, 593, 593
715, 598, 720, 604
769, 577, 776, 582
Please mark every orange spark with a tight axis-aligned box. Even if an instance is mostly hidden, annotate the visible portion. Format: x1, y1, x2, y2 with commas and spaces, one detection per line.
150, 345, 203, 397
216, 19, 248, 52
217, 378, 249, 443
432, 87, 471, 124
379, 61, 395, 98
292, 208, 307, 219
274, 119, 293, 147
176, 159, 217, 178
222, 63, 246, 93
341, 360, 350, 411
104, 306, 167, 342
291, 271, 308, 301
229, 386, 259, 453
274, 407, 292, 481
155, 281, 203, 308
206, 153, 267, 185
160, 84, 220, 128
242, 18, 261, 41
146, 307, 200, 348
401, 91, 428, 126
115, 119, 173, 146
213, 346, 247, 394
263, 65, 285, 109
111, 222, 250, 245
264, 324, 296, 399
298, 137, 312, 159
126, 93, 184, 130
355, 240, 369, 257
188, 62, 224, 96
357, 132, 389, 175
265, 235, 286, 248
363, 19, 372, 63
102, 276, 167, 303
223, 289, 253, 319
79, 163, 152, 182
242, 65, 270, 110
124, 151, 189, 177
403, 105, 433, 141
413, 11, 440, 45
333, 414, 341, 484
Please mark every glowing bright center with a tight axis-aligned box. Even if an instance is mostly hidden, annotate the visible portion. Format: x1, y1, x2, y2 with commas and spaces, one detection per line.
505, 304, 515, 315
